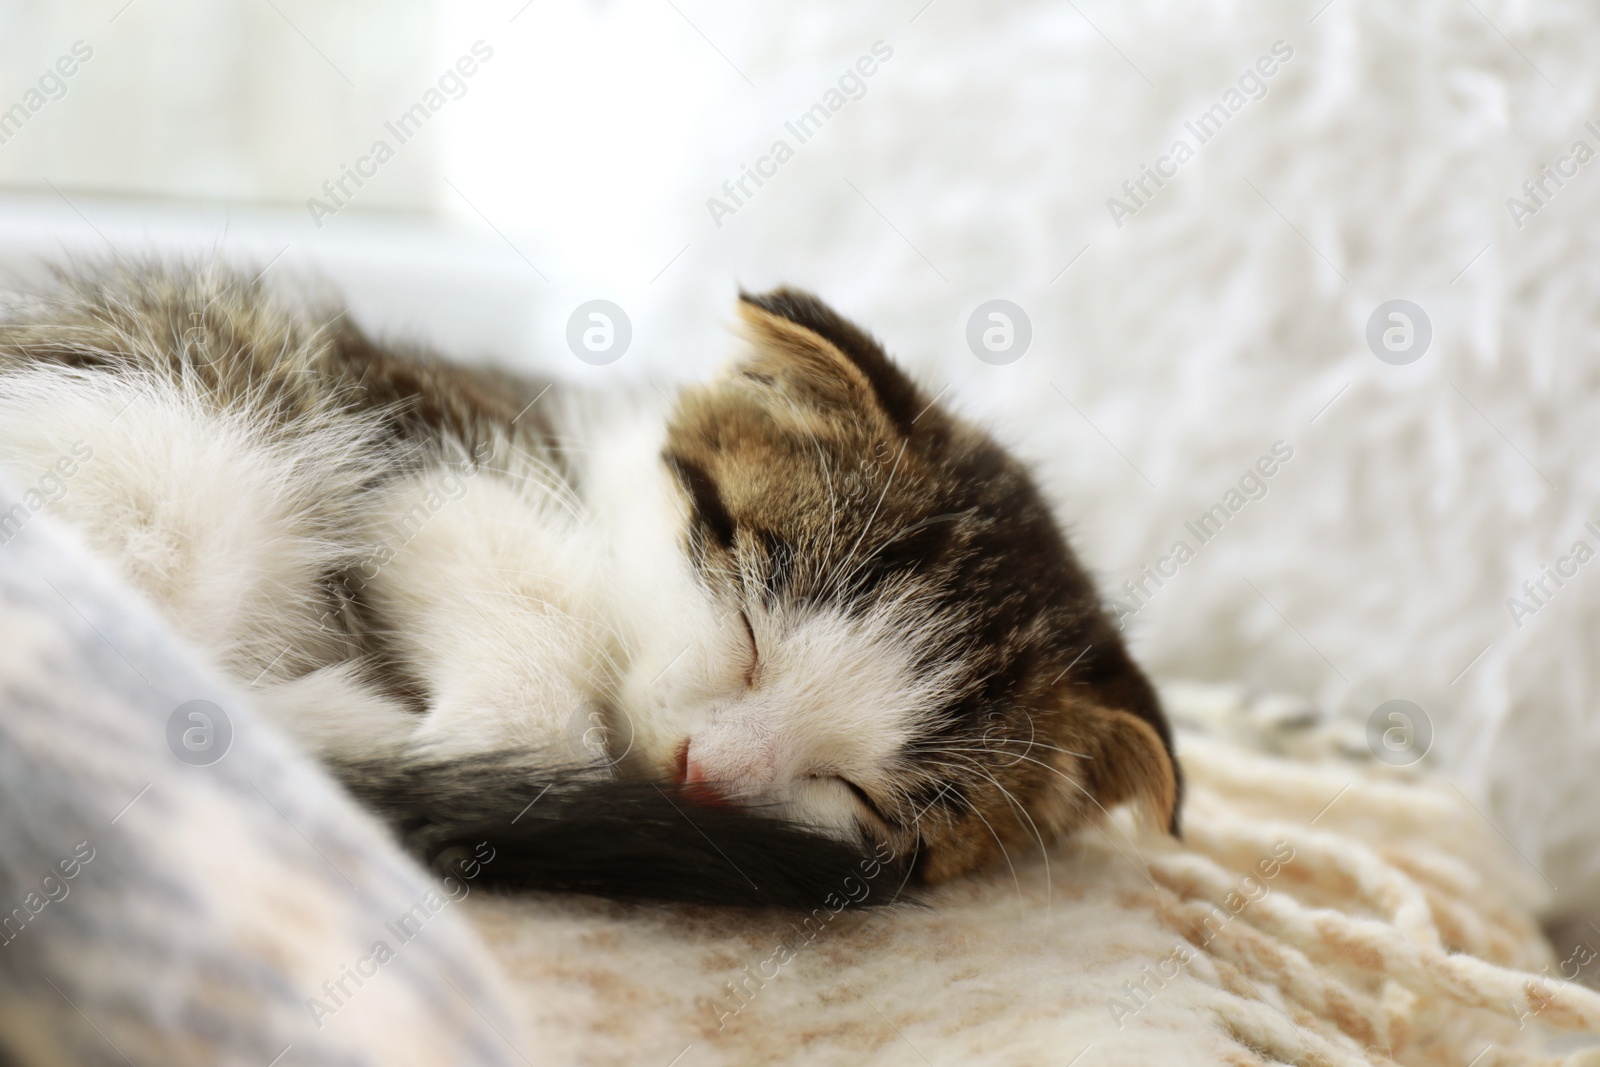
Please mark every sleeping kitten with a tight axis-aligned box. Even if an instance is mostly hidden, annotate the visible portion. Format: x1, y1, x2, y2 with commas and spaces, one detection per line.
0, 263, 1180, 906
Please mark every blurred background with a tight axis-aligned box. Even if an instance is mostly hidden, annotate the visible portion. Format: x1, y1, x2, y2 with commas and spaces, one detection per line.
5, 0, 1600, 941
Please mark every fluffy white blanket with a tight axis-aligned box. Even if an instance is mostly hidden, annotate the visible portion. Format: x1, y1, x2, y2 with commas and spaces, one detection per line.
628, 0, 1600, 926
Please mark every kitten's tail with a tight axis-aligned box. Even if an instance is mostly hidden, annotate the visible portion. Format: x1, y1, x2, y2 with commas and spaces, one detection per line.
331, 752, 909, 909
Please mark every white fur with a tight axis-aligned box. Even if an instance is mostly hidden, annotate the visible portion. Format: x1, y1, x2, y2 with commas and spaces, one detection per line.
0, 363, 382, 684
250, 662, 419, 759
0, 360, 938, 839
581, 391, 757, 770
679, 597, 963, 835
367, 462, 612, 757
362, 382, 944, 837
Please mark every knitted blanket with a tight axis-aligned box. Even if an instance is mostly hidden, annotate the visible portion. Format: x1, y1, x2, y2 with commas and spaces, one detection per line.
465, 724, 1600, 1066
3, 504, 1597, 1066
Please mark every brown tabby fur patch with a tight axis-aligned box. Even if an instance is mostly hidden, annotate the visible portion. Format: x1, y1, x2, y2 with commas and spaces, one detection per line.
663, 290, 1180, 883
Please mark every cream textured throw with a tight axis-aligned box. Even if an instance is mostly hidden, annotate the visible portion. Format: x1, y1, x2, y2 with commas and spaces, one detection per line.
468, 703, 1600, 1066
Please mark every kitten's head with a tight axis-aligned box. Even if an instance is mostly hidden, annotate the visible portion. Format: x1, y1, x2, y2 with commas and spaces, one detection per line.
622, 289, 1179, 884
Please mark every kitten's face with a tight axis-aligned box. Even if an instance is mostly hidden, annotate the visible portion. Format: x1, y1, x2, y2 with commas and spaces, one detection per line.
618, 290, 1179, 883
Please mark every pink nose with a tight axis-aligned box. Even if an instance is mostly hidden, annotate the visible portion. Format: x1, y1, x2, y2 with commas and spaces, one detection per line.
681, 754, 731, 806
684, 756, 708, 785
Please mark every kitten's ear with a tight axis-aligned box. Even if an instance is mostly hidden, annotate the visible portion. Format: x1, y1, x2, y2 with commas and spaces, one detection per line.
736, 289, 923, 432
1081, 705, 1181, 836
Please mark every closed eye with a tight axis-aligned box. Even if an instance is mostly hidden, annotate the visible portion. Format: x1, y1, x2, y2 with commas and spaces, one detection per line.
738, 609, 759, 687
831, 775, 897, 829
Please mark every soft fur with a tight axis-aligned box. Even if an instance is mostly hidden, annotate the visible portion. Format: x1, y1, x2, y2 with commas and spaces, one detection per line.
0, 263, 1178, 904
